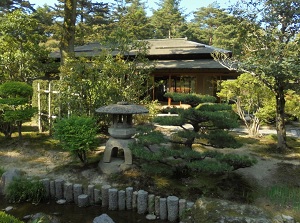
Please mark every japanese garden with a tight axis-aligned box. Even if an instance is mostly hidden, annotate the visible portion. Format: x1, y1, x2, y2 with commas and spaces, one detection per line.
0, 0, 300, 223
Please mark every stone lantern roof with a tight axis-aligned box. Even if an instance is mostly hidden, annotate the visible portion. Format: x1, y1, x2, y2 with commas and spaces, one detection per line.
95, 101, 149, 115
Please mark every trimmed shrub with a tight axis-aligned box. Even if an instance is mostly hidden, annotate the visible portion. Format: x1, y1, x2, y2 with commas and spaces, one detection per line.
53, 115, 97, 164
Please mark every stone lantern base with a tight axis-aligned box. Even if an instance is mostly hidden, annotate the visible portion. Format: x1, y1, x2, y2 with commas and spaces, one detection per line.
98, 137, 135, 174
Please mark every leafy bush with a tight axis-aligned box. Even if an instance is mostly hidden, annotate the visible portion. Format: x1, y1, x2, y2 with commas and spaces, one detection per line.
0, 211, 23, 223
5, 177, 46, 204
53, 115, 97, 164
134, 100, 161, 124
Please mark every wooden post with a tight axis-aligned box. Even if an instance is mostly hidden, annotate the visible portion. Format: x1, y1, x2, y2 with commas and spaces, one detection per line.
48, 82, 52, 135
168, 74, 172, 106
38, 83, 42, 133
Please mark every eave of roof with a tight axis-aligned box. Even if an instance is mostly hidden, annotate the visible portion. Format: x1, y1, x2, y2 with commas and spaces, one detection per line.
50, 38, 232, 59
153, 59, 227, 69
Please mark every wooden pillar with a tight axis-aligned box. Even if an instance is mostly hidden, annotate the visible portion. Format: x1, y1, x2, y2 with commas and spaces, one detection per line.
168, 74, 172, 106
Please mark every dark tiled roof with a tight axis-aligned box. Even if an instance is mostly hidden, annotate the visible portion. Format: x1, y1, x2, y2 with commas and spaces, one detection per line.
50, 38, 231, 59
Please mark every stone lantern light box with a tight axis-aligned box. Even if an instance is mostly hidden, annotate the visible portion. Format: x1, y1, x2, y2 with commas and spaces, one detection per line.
96, 102, 149, 173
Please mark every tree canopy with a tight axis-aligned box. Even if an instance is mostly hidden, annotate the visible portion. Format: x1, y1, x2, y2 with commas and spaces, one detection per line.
213, 0, 300, 152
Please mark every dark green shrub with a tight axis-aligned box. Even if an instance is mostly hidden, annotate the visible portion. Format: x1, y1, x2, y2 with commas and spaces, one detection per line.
206, 130, 242, 148
53, 115, 97, 164
164, 92, 216, 107
0, 211, 23, 223
5, 177, 46, 204
0, 81, 37, 139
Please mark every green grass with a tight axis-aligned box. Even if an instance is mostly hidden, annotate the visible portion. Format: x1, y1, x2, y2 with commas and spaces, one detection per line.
263, 185, 300, 210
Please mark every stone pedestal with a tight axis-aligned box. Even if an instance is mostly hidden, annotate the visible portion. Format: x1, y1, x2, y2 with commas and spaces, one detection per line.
103, 138, 135, 165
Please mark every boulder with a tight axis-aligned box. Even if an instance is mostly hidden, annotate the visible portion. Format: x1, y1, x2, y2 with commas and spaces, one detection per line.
0, 169, 25, 194
186, 197, 272, 223
93, 214, 115, 223
28, 213, 60, 223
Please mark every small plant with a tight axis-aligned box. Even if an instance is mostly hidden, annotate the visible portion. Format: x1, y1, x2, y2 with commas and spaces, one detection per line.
53, 115, 97, 165
0, 211, 23, 223
5, 177, 46, 204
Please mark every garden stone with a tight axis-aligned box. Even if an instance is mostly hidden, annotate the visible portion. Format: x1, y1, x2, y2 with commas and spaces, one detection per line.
50, 180, 55, 198
78, 194, 89, 207
146, 214, 157, 220
155, 195, 160, 216
179, 199, 186, 217
56, 199, 66, 205
54, 179, 64, 200
148, 194, 155, 213
88, 185, 95, 204
40, 178, 50, 198
125, 187, 133, 210
93, 214, 115, 223
108, 188, 118, 210
137, 190, 148, 214
273, 214, 295, 223
132, 191, 138, 209
64, 182, 73, 203
167, 196, 179, 222
0, 169, 25, 194
3, 206, 13, 212
118, 190, 126, 210
101, 185, 111, 207
73, 184, 83, 205
94, 188, 101, 204
28, 212, 60, 223
159, 198, 167, 220
188, 197, 273, 223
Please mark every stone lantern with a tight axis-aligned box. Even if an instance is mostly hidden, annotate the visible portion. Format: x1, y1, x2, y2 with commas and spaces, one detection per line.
96, 101, 148, 173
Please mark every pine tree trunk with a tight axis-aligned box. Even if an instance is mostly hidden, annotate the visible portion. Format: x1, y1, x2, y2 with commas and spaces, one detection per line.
248, 116, 260, 137
275, 86, 288, 152
60, 0, 77, 65
16, 120, 22, 140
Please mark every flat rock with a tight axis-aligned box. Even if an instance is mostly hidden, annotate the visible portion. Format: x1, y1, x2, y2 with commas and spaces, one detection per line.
56, 199, 66, 205
186, 197, 272, 223
146, 214, 157, 220
93, 214, 115, 223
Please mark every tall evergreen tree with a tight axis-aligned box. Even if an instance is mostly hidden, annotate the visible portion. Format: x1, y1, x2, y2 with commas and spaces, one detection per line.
0, 0, 35, 14
214, 0, 300, 152
60, 0, 77, 64
185, 4, 246, 53
150, 0, 186, 39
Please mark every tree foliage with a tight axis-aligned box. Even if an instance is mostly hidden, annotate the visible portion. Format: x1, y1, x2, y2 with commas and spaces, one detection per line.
150, 0, 186, 38
58, 40, 154, 118
0, 81, 36, 139
0, 10, 49, 83
213, 0, 300, 152
154, 93, 240, 148
131, 125, 256, 177
218, 73, 275, 136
